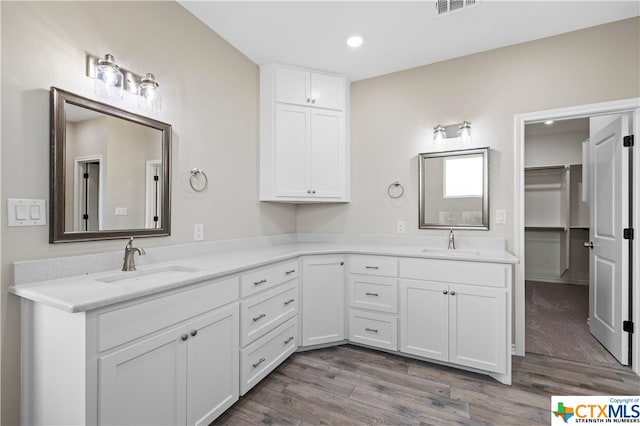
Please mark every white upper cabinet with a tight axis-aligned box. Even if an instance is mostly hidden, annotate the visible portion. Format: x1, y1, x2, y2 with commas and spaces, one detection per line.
275, 67, 345, 111
260, 63, 349, 203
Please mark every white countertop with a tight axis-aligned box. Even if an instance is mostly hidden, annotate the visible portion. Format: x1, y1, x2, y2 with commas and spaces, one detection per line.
10, 238, 518, 314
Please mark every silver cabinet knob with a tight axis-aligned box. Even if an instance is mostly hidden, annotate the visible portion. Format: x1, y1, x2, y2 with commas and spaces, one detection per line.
442, 290, 448, 295
311, 190, 316, 194
450, 291, 456, 296
306, 98, 311, 103
311, 99, 316, 104
307, 189, 312, 194
181, 334, 188, 341
190, 330, 197, 337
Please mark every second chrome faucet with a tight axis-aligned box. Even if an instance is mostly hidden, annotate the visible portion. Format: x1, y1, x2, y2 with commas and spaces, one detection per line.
122, 237, 146, 271
448, 228, 456, 250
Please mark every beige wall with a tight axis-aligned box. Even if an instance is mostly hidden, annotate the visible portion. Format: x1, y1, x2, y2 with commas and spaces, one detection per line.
297, 17, 640, 247
0, 2, 296, 424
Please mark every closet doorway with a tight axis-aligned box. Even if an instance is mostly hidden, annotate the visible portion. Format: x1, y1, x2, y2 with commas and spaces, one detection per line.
523, 117, 620, 367
513, 98, 639, 375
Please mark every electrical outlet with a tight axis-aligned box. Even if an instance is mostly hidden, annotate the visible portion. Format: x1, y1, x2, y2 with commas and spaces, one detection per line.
194, 224, 204, 241
495, 209, 507, 224
396, 220, 406, 234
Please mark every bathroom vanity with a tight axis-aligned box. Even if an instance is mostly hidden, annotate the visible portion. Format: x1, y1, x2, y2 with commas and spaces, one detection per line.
12, 236, 516, 425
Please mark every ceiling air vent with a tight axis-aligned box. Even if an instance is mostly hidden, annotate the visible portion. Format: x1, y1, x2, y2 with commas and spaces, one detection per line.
436, 0, 477, 15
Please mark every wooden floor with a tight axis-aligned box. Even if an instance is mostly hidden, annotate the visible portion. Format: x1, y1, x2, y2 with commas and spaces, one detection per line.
214, 345, 640, 425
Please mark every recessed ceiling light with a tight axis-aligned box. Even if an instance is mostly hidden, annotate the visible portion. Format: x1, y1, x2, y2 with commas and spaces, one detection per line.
544, 120, 555, 125
346, 35, 363, 48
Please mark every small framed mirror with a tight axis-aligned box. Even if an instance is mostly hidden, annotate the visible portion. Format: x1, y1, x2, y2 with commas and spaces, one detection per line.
418, 147, 489, 230
50, 87, 171, 243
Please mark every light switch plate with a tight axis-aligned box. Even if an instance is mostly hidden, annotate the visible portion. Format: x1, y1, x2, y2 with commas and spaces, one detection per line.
8, 199, 47, 227
396, 220, 406, 234
495, 209, 507, 224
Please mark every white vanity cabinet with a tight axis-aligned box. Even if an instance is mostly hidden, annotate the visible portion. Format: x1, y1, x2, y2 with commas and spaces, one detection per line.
260, 63, 349, 202
99, 303, 239, 426
348, 255, 399, 350
301, 255, 346, 346
398, 258, 510, 382
21, 276, 240, 426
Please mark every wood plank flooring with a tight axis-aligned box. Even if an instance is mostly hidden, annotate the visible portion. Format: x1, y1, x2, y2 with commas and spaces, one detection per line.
213, 345, 640, 425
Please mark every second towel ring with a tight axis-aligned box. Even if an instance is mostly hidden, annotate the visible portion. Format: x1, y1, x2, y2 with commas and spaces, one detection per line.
189, 168, 208, 192
387, 181, 405, 199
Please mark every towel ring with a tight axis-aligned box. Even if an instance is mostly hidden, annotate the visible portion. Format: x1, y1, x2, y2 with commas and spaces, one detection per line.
189, 168, 208, 192
387, 181, 405, 199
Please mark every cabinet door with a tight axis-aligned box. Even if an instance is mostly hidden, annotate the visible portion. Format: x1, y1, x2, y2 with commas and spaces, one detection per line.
310, 109, 345, 198
274, 104, 310, 197
310, 73, 345, 110
399, 280, 448, 362
448, 284, 507, 374
98, 325, 187, 426
186, 304, 239, 426
275, 67, 310, 106
301, 256, 345, 346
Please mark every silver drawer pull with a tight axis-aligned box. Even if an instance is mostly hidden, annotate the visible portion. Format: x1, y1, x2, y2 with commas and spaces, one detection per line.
450, 291, 456, 296
365, 266, 379, 270
284, 298, 295, 306
252, 357, 266, 368
284, 336, 294, 344
365, 328, 379, 334
285, 269, 296, 275
365, 292, 379, 297
254, 279, 267, 286
253, 313, 266, 322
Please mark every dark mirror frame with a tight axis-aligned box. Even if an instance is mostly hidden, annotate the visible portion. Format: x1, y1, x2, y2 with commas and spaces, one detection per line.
418, 147, 490, 230
50, 87, 171, 243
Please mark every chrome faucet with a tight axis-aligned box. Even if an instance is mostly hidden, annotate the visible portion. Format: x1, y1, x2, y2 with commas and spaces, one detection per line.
448, 228, 456, 250
122, 237, 146, 271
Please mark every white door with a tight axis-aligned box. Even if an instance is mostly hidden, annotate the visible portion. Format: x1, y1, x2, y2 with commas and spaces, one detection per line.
301, 256, 345, 346
449, 284, 507, 374
274, 104, 310, 197
98, 325, 187, 425
186, 304, 239, 426
589, 115, 630, 365
310, 109, 345, 198
399, 279, 449, 362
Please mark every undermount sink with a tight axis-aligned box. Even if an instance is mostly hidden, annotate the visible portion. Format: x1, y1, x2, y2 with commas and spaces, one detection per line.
421, 248, 480, 256
96, 265, 201, 283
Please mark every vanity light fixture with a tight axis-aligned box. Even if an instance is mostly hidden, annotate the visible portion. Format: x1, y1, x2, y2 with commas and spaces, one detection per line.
87, 53, 162, 112
433, 121, 472, 144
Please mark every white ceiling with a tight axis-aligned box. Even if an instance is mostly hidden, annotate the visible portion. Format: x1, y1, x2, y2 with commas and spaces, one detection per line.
178, 1, 639, 82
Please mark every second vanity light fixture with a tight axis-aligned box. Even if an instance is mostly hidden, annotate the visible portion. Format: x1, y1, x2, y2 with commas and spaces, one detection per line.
87, 53, 162, 113
433, 121, 472, 144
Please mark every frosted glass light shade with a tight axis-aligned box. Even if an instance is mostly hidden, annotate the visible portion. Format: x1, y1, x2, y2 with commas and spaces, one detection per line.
138, 73, 162, 113
94, 54, 123, 99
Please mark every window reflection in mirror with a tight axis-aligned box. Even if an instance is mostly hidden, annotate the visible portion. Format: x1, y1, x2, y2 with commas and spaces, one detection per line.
419, 148, 489, 230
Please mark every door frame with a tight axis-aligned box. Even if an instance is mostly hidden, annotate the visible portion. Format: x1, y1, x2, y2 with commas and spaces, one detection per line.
73, 155, 104, 231
513, 98, 640, 375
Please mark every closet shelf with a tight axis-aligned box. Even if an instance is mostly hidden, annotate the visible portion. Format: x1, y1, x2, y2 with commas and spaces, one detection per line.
525, 226, 568, 232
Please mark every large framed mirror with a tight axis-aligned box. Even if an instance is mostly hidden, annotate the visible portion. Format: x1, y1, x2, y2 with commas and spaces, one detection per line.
418, 147, 489, 230
50, 87, 171, 243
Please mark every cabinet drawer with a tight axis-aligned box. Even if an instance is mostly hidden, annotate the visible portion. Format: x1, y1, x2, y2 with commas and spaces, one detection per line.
398, 258, 511, 288
349, 310, 397, 351
350, 255, 398, 277
241, 281, 298, 346
240, 260, 298, 298
240, 317, 297, 395
98, 276, 238, 352
350, 275, 397, 313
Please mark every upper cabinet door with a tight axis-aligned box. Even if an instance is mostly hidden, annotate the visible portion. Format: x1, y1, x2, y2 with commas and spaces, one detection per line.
275, 67, 345, 111
275, 68, 310, 106
310, 73, 345, 110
